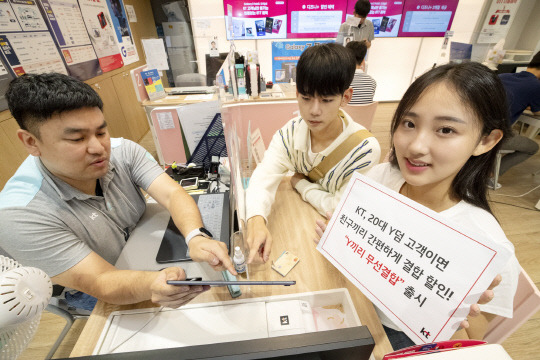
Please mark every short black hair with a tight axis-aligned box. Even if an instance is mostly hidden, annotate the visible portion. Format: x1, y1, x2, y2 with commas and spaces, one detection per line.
296, 43, 356, 97
354, 0, 371, 17
6, 73, 103, 137
528, 51, 540, 69
389, 62, 510, 215
346, 40, 368, 66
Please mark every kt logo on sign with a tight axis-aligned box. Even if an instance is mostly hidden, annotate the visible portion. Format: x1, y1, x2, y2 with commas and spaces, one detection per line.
280, 315, 289, 326
420, 327, 431, 339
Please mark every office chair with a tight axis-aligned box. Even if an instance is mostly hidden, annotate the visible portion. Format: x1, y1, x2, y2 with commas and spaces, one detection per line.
44, 285, 91, 359
342, 102, 378, 131
175, 73, 207, 87
484, 266, 540, 343
492, 149, 515, 190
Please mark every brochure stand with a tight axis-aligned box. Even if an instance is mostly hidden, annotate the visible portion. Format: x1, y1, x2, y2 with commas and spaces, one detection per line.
188, 113, 228, 168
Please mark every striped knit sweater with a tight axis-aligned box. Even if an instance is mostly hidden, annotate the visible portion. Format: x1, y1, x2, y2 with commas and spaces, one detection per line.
349, 69, 376, 105
246, 109, 381, 219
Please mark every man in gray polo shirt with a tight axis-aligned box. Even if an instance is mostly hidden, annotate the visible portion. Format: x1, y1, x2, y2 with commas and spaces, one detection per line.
337, 1, 375, 48
0, 73, 236, 309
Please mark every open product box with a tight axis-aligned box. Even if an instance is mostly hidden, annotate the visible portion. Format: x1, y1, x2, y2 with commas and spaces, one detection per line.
93, 288, 373, 356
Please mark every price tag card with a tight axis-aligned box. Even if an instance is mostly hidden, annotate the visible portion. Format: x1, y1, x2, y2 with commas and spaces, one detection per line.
317, 172, 512, 344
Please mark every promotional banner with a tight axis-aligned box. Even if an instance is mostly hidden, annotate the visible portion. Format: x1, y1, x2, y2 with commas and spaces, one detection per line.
477, 0, 520, 44
344, 1, 405, 38
224, 0, 287, 40
38, 0, 101, 80
271, 39, 333, 83
287, 0, 347, 39
0, 54, 15, 111
78, 0, 123, 73
317, 172, 512, 345
106, 0, 138, 65
397, 0, 459, 37
7, 0, 48, 31
0, 31, 68, 75
0, 0, 23, 33
0, 0, 68, 76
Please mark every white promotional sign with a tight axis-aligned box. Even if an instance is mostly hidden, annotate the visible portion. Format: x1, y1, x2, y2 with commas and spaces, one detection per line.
477, 0, 521, 44
317, 172, 512, 344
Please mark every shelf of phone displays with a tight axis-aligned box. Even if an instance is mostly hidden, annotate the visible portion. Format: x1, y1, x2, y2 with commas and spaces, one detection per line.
93, 288, 371, 357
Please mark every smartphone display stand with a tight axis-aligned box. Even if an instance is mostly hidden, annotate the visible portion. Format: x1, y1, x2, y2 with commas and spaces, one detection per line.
188, 113, 228, 169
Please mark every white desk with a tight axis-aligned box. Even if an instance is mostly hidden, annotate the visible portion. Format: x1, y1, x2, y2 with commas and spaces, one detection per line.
114, 201, 223, 280
71, 180, 392, 359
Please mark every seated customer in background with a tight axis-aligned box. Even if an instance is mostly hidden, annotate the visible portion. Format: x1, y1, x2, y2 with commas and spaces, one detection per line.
0, 73, 235, 310
496, 51, 540, 186
246, 43, 381, 264
346, 40, 376, 105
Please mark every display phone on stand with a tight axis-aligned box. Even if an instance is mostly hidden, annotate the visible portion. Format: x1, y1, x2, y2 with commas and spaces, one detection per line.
180, 177, 198, 190
198, 181, 210, 191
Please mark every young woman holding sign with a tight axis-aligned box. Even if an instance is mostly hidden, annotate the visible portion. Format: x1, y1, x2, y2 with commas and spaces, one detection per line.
315, 62, 520, 350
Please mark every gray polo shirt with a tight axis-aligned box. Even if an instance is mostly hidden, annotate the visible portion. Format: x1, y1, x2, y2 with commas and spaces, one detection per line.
0, 138, 163, 277
337, 19, 375, 44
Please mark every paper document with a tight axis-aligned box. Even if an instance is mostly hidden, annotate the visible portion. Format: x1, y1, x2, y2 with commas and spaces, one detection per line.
317, 172, 512, 345
177, 100, 220, 154
250, 128, 266, 164
141, 38, 169, 70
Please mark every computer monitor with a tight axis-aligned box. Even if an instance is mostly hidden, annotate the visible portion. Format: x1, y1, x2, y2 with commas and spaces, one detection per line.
496, 62, 530, 74
206, 52, 229, 86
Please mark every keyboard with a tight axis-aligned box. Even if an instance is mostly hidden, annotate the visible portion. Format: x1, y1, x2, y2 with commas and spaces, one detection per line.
168, 86, 216, 95
198, 193, 224, 242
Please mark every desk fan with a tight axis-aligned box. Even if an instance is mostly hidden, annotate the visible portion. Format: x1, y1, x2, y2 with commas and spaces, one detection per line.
0, 255, 52, 360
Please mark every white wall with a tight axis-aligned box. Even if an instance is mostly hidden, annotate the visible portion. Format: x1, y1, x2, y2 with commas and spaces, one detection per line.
187, 0, 531, 101
512, 0, 540, 54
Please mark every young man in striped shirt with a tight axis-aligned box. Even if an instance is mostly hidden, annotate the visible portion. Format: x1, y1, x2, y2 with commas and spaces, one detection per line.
346, 40, 377, 105
245, 43, 381, 264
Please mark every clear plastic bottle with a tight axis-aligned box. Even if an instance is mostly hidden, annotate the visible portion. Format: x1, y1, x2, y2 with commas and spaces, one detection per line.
233, 246, 246, 274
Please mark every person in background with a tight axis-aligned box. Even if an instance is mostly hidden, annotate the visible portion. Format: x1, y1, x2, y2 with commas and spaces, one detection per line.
316, 62, 519, 350
0, 73, 236, 310
346, 40, 376, 105
495, 51, 540, 188
246, 43, 381, 264
337, 0, 374, 48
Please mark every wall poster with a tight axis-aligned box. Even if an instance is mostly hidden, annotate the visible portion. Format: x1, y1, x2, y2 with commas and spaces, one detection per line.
271, 40, 333, 84
38, 0, 101, 80
106, 0, 138, 65
477, 0, 520, 44
0, 0, 68, 76
78, 0, 123, 72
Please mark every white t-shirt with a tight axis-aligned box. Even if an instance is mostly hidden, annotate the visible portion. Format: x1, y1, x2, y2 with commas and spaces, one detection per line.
366, 162, 520, 331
